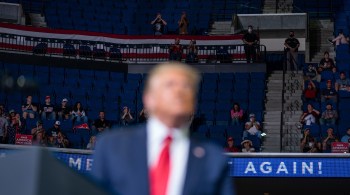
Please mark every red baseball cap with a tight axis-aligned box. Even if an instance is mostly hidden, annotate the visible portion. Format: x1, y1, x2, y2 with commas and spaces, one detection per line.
45, 96, 50, 99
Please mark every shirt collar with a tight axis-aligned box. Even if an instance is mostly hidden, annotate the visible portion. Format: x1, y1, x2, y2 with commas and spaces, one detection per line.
147, 116, 190, 142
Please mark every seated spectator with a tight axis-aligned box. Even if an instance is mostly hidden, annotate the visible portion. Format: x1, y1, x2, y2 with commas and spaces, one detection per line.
151, 13, 167, 35
40, 96, 56, 120
335, 71, 350, 91
321, 127, 339, 153
341, 128, 350, 143
169, 38, 183, 61
186, 40, 198, 63
0, 107, 8, 144
304, 64, 318, 81
72, 102, 88, 123
92, 111, 111, 134
300, 128, 320, 153
7, 111, 23, 144
47, 121, 61, 139
318, 51, 335, 72
120, 106, 134, 126
299, 104, 320, 126
31, 121, 46, 146
139, 108, 149, 123
224, 137, 240, 152
243, 113, 261, 139
303, 79, 317, 102
241, 139, 255, 153
87, 135, 97, 150
55, 131, 69, 148
321, 80, 337, 103
329, 30, 349, 45
320, 103, 338, 126
178, 11, 189, 35
56, 98, 71, 120
22, 95, 38, 119
230, 103, 244, 125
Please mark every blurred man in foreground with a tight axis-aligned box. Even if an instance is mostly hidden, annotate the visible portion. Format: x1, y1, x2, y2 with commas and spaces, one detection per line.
92, 62, 234, 195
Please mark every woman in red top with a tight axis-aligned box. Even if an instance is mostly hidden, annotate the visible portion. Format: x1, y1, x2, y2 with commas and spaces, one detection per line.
224, 137, 240, 152
304, 79, 317, 102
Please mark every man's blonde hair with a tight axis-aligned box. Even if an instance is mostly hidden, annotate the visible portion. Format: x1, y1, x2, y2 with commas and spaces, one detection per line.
144, 61, 201, 93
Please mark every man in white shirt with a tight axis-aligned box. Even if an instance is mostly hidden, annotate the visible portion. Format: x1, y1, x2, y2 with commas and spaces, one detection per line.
92, 62, 234, 195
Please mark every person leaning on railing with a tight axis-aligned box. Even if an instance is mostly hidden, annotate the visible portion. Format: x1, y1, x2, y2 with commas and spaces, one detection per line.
242, 25, 259, 63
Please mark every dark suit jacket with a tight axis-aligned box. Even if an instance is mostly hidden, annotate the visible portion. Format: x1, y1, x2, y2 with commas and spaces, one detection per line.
91, 125, 234, 195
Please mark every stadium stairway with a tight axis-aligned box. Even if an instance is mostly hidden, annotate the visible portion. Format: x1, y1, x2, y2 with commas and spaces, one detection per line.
209, 21, 232, 35
263, 71, 284, 152
263, 0, 293, 13
310, 19, 334, 63
282, 71, 304, 152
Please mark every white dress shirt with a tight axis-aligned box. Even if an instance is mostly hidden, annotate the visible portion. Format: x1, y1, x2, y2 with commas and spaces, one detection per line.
147, 117, 190, 195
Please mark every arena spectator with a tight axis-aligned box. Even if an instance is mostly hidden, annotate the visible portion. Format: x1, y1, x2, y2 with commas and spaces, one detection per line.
169, 38, 183, 61
56, 98, 71, 120
186, 40, 198, 63
31, 121, 46, 146
178, 11, 189, 35
242, 25, 259, 63
0, 107, 8, 143
138, 108, 148, 123
284, 30, 300, 71
341, 128, 350, 143
40, 96, 56, 120
299, 104, 320, 126
72, 102, 88, 123
300, 128, 320, 153
120, 106, 134, 126
329, 30, 349, 45
335, 71, 350, 91
243, 113, 261, 139
47, 121, 61, 140
230, 103, 244, 125
321, 80, 337, 103
7, 111, 22, 144
320, 103, 338, 126
22, 95, 37, 119
224, 137, 240, 152
92, 111, 111, 133
87, 135, 97, 150
241, 139, 255, 153
303, 79, 317, 102
55, 131, 69, 148
321, 127, 339, 153
151, 13, 167, 35
304, 64, 318, 81
318, 51, 335, 72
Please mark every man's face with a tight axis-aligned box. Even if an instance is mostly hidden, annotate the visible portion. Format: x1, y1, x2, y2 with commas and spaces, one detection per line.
327, 82, 331, 88
144, 68, 196, 122
341, 73, 346, 79
289, 32, 294, 37
45, 98, 50, 104
99, 112, 105, 119
325, 53, 329, 58
327, 128, 333, 135
62, 101, 67, 106
54, 124, 59, 129
326, 105, 332, 110
228, 140, 233, 147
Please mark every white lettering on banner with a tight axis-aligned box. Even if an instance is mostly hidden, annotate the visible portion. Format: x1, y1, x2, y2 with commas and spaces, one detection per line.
244, 161, 322, 175
86, 159, 93, 171
69, 157, 82, 170
260, 162, 272, 174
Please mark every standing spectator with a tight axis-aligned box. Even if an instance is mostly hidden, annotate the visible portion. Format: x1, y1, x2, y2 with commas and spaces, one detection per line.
31, 121, 46, 146
120, 106, 134, 126
178, 11, 189, 35
335, 71, 350, 91
138, 108, 148, 123
224, 137, 240, 152
40, 96, 56, 120
0, 107, 8, 143
151, 13, 167, 35
300, 128, 320, 153
87, 135, 97, 150
329, 30, 349, 46
299, 104, 320, 126
92, 111, 111, 134
319, 51, 335, 72
230, 103, 244, 125
243, 113, 261, 139
341, 128, 350, 143
321, 80, 337, 103
186, 40, 198, 63
242, 25, 259, 63
56, 98, 71, 120
72, 102, 88, 123
7, 111, 22, 144
303, 79, 317, 103
47, 121, 61, 140
321, 127, 338, 153
169, 38, 183, 61
320, 103, 338, 126
22, 95, 37, 119
284, 30, 300, 71
241, 139, 255, 153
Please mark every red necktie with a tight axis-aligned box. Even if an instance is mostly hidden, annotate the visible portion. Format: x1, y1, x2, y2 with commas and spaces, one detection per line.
150, 135, 172, 195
